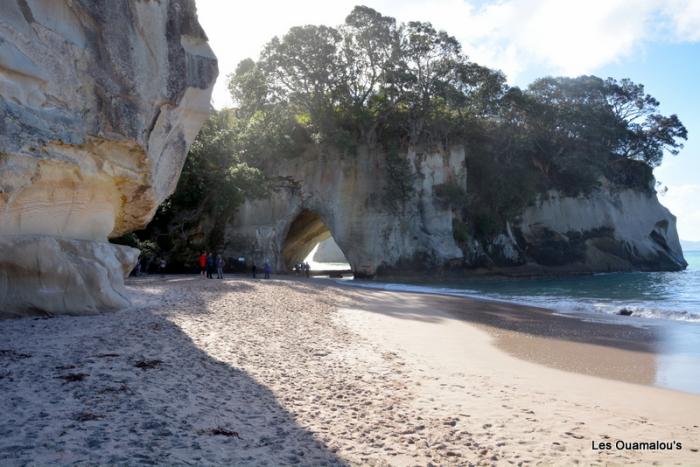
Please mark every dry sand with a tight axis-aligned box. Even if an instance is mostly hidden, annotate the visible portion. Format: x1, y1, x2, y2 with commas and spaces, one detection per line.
0, 276, 698, 465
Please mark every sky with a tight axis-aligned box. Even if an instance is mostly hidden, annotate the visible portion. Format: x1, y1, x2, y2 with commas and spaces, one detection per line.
195, 0, 700, 241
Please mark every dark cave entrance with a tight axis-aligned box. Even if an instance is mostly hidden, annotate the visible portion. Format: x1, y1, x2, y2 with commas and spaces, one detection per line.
281, 209, 351, 273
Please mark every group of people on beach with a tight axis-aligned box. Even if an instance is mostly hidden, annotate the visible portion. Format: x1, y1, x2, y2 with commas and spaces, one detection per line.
198, 252, 225, 279
198, 252, 272, 280
132, 251, 274, 279
293, 262, 311, 277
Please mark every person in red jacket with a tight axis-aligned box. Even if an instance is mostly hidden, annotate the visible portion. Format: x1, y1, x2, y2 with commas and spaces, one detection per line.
199, 252, 207, 277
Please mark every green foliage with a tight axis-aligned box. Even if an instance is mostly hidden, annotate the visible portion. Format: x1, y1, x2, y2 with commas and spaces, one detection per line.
525, 76, 686, 170
434, 182, 468, 207
225, 7, 686, 228
452, 218, 470, 243
160, 109, 267, 219
137, 110, 268, 269
110, 233, 160, 262
382, 144, 415, 209
110, 232, 139, 249
227, 6, 507, 154
463, 74, 685, 240
161, 4, 689, 256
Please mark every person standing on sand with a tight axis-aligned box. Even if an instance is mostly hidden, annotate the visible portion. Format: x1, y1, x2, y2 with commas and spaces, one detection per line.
199, 252, 207, 277
251, 262, 257, 279
216, 254, 224, 279
206, 253, 214, 279
263, 260, 271, 279
159, 258, 166, 277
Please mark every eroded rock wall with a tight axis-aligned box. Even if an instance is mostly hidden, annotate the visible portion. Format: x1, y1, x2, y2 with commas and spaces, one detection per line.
226, 145, 466, 276
505, 188, 687, 272
0, 0, 217, 315
0, 236, 138, 317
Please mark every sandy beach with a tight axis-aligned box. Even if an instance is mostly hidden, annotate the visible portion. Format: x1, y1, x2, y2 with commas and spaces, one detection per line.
1, 276, 699, 465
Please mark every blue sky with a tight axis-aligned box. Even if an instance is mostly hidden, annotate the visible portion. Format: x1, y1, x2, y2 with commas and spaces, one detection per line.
601, 42, 700, 240
196, 0, 700, 239
597, 42, 699, 189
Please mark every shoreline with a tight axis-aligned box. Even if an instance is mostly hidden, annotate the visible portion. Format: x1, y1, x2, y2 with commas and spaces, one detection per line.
330, 277, 700, 394
136, 273, 700, 393
331, 271, 700, 324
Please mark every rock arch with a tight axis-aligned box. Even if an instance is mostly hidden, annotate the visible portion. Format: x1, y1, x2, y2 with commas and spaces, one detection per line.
224, 146, 467, 277
282, 209, 341, 270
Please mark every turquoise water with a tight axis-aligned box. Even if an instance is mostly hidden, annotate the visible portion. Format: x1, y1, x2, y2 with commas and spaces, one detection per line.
355, 251, 700, 323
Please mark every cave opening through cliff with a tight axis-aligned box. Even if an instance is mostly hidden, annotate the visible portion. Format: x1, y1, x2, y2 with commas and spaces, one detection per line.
281, 209, 351, 274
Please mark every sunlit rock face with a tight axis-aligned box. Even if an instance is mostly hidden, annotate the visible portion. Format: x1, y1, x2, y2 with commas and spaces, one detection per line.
514, 188, 687, 272
472, 187, 687, 273
0, 0, 217, 316
0, 236, 138, 317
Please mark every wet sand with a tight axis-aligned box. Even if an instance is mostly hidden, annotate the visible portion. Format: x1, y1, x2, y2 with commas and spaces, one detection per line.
0, 276, 698, 465
346, 289, 672, 387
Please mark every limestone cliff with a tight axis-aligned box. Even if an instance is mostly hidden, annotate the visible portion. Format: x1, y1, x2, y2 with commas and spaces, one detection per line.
0, 0, 217, 315
478, 188, 687, 273
225, 146, 686, 277
226, 145, 466, 277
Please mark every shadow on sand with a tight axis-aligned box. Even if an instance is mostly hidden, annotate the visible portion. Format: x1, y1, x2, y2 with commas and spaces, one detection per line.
0, 276, 344, 465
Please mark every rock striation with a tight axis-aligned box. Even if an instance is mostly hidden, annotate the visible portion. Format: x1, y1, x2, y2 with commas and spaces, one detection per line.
0, 0, 217, 316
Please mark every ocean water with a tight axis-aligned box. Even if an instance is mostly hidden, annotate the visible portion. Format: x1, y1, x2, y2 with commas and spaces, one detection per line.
351, 251, 700, 323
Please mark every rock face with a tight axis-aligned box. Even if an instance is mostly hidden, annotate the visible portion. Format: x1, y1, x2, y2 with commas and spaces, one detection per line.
0, 236, 138, 317
226, 146, 466, 277
0, 0, 217, 315
226, 146, 686, 276
492, 188, 687, 273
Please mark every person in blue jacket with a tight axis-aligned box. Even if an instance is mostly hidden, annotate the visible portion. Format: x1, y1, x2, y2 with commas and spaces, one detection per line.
206, 253, 214, 279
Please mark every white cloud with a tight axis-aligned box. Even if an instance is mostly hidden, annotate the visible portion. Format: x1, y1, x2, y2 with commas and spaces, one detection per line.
666, 0, 700, 41
660, 184, 700, 241
196, 0, 356, 108
471, 0, 657, 77
373, 0, 684, 82
195, 0, 700, 108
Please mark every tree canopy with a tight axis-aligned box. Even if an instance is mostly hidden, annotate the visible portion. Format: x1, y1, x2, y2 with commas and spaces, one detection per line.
228, 6, 508, 153
228, 6, 685, 172
225, 6, 686, 239
121, 109, 267, 270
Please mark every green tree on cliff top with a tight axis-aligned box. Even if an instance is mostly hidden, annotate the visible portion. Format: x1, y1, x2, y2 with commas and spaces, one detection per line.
228, 6, 685, 172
